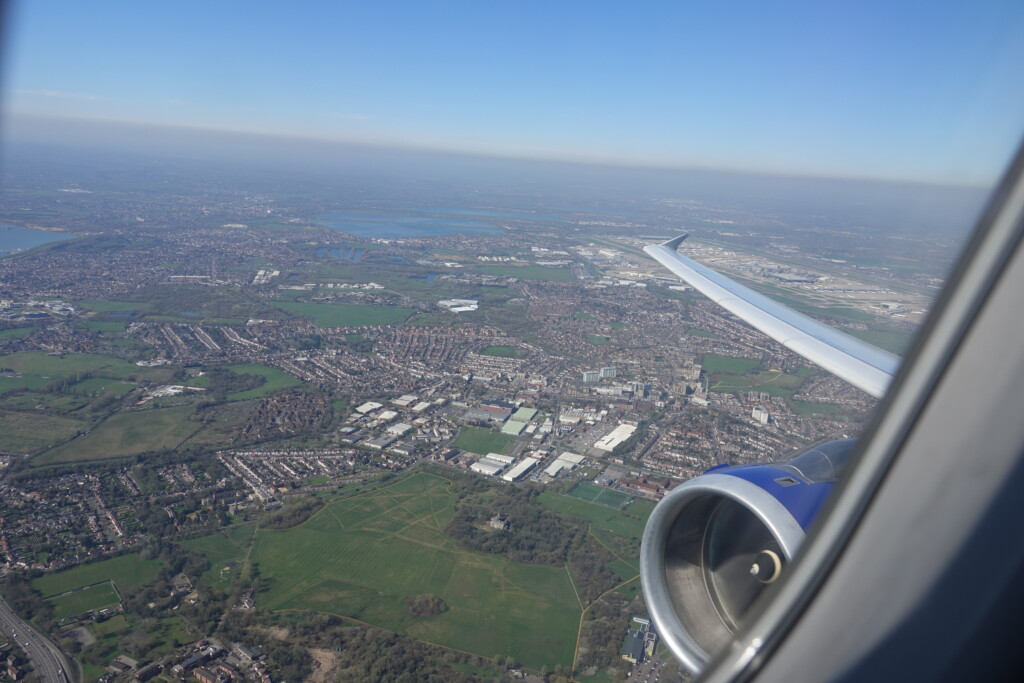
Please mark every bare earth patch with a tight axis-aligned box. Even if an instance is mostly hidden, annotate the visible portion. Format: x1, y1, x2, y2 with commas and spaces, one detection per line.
308, 648, 338, 683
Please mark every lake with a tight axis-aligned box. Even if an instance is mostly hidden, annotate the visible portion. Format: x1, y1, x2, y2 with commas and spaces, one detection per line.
0, 224, 74, 254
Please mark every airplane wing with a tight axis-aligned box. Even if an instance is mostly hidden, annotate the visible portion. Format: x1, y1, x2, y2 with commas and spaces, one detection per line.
644, 234, 900, 398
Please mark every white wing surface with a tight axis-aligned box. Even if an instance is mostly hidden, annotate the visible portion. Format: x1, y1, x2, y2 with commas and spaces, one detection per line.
644, 235, 900, 399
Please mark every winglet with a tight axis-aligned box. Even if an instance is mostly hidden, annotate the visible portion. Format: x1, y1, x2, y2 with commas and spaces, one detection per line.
663, 234, 689, 252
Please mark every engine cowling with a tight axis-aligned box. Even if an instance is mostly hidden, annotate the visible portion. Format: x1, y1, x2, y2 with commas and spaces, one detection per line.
639, 439, 856, 673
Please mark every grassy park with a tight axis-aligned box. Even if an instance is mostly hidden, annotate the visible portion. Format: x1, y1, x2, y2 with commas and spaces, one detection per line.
247, 474, 580, 669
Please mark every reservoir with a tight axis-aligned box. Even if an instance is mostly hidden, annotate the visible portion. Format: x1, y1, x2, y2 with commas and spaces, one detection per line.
0, 224, 74, 255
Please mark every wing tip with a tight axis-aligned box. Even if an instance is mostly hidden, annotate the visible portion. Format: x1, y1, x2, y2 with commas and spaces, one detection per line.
663, 233, 689, 251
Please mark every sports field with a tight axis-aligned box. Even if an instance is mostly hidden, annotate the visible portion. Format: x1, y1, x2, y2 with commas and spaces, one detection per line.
223, 364, 303, 400
452, 427, 514, 455
568, 482, 632, 508
33, 554, 162, 598
273, 301, 415, 326
250, 474, 579, 669
537, 491, 648, 540
585, 334, 610, 345
47, 581, 120, 620
35, 405, 199, 464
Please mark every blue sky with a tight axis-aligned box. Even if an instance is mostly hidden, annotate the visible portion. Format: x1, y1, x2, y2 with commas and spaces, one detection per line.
4, 0, 1024, 185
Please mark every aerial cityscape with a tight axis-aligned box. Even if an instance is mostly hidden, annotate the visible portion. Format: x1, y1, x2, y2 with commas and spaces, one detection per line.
3, 1, 1024, 681
0, 132, 986, 682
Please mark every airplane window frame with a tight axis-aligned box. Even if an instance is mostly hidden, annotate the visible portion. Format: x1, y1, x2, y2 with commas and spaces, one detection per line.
699, 138, 1024, 681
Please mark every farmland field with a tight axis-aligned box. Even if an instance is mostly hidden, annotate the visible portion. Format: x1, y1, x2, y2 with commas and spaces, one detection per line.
452, 427, 514, 455
249, 474, 579, 669
0, 410, 86, 453
273, 301, 414, 326
35, 405, 199, 464
33, 554, 162, 598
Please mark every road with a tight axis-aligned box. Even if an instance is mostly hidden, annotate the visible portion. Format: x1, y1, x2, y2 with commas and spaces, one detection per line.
0, 592, 70, 682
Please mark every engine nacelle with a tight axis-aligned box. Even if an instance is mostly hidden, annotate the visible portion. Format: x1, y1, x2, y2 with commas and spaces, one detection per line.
639, 439, 856, 673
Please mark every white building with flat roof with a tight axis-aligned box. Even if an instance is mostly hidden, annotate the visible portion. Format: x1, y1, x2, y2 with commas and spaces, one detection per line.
502, 458, 539, 482
594, 424, 637, 452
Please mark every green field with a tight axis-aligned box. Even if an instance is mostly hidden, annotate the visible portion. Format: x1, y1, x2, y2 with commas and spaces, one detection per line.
47, 581, 120, 620
187, 399, 257, 445
702, 354, 760, 374
480, 345, 517, 358
273, 301, 414, 326
568, 482, 632, 508
708, 369, 806, 397
793, 401, 842, 416
71, 377, 135, 397
686, 328, 718, 338
538, 492, 648, 540
452, 427, 515, 455
0, 351, 152, 383
249, 474, 579, 669
586, 334, 610, 345
35, 405, 199, 464
0, 410, 86, 453
223, 363, 303, 400
0, 326, 37, 339
33, 554, 162, 598
476, 265, 577, 282
180, 523, 257, 590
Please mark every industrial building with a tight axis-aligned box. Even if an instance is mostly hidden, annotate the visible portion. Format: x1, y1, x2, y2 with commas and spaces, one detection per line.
594, 423, 637, 452
502, 457, 539, 482
501, 420, 527, 435
545, 451, 585, 477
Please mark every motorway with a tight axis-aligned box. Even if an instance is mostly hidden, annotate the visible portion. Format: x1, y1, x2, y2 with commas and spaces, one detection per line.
0, 592, 70, 682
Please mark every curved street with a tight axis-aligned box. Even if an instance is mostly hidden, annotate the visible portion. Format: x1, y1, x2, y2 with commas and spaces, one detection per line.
0, 592, 70, 682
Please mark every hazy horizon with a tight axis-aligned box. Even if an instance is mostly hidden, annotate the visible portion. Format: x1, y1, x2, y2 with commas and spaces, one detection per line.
5, 1, 1024, 187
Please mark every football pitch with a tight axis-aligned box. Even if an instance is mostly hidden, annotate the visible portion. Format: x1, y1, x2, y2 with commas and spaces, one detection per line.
249, 473, 580, 669
567, 482, 632, 508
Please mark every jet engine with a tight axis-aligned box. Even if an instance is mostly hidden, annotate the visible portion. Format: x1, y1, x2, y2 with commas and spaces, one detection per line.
639, 439, 856, 673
